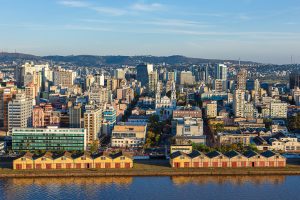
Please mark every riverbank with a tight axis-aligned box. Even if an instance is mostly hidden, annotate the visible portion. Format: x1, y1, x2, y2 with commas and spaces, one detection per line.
1, 160, 300, 178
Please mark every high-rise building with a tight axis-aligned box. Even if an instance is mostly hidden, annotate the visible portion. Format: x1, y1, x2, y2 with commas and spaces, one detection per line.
8, 92, 33, 133
180, 71, 195, 85
0, 87, 15, 130
206, 101, 217, 118
236, 69, 247, 90
89, 86, 112, 105
85, 75, 95, 90
254, 79, 260, 92
103, 107, 117, 135
53, 68, 76, 88
136, 63, 153, 87
95, 74, 105, 86
32, 106, 45, 128
69, 105, 82, 128
84, 104, 102, 145
215, 64, 227, 80
148, 70, 158, 94
114, 69, 126, 80
233, 89, 245, 118
289, 72, 300, 90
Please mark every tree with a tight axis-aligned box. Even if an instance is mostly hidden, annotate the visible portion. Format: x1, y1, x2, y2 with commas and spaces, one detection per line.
155, 134, 161, 144
90, 141, 99, 154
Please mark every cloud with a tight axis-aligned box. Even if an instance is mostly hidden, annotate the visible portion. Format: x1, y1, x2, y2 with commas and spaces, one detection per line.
58, 0, 89, 8
58, 1, 164, 16
92, 7, 127, 16
130, 3, 163, 11
58, 0, 127, 16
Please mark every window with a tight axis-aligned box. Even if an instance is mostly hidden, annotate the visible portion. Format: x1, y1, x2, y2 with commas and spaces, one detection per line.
101, 157, 106, 160
120, 156, 125, 160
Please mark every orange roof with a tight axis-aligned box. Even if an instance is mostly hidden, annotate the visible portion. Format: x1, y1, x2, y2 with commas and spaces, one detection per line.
113, 125, 146, 132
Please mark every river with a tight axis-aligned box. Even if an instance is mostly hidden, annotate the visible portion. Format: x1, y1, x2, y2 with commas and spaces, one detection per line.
0, 175, 298, 200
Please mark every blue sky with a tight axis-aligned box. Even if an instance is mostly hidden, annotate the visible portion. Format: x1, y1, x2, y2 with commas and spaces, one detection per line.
0, 0, 300, 64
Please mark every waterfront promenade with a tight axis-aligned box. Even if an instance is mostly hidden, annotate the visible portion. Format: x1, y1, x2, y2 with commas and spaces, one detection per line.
1, 159, 300, 178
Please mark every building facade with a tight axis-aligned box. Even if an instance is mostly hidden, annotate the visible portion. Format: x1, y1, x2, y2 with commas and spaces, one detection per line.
12, 126, 86, 151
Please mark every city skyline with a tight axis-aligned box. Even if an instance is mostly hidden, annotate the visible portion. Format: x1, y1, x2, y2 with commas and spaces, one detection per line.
1, 0, 300, 64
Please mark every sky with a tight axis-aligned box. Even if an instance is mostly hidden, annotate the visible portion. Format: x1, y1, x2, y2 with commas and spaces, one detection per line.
0, 0, 300, 64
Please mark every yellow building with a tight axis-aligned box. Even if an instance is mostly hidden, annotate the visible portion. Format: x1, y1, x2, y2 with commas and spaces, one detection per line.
225, 150, 249, 167
73, 152, 94, 169
169, 150, 286, 168
170, 151, 191, 168
34, 152, 54, 170
13, 151, 134, 170
206, 151, 230, 167
189, 151, 210, 168
93, 153, 113, 169
53, 152, 74, 169
110, 152, 133, 168
13, 152, 34, 170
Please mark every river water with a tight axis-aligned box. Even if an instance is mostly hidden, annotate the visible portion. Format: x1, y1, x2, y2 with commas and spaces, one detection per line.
0, 175, 298, 200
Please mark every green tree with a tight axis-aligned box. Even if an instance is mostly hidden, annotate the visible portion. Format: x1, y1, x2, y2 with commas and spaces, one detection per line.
89, 141, 99, 154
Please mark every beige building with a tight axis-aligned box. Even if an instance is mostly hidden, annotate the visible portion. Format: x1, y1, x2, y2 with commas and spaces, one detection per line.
206, 101, 217, 118
270, 102, 287, 118
148, 70, 158, 94
233, 89, 245, 118
217, 133, 251, 146
180, 71, 195, 85
53, 68, 76, 88
84, 105, 102, 145
111, 123, 147, 148
236, 69, 247, 90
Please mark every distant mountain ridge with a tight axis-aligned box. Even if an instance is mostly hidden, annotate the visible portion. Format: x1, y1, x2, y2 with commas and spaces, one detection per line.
0, 52, 258, 66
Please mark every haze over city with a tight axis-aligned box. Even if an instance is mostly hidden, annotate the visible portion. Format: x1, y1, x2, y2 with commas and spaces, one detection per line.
1, 0, 300, 64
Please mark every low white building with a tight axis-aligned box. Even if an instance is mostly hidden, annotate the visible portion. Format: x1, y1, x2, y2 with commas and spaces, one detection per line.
111, 123, 147, 148
255, 136, 300, 152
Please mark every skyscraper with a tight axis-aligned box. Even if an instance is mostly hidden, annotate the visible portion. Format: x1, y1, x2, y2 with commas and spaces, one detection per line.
233, 89, 245, 118
8, 92, 33, 133
69, 104, 82, 128
289, 72, 300, 90
148, 70, 158, 94
215, 64, 228, 80
84, 104, 102, 145
236, 69, 247, 90
180, 71, 195, 85
136, 63, 153, 87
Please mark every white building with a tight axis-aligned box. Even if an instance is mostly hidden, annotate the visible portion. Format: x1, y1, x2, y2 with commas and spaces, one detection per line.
8, 92, 33, 134
256, 137, 300, 152
155, 81, 177, 120
270, 102, 287, 118
111, 123, 147, 148
233, 89, 245, 118
176, 117, 204, 136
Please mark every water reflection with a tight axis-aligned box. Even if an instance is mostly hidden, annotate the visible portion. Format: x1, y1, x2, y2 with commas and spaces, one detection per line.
171, 175, 285, 186
8, 177, 133, 186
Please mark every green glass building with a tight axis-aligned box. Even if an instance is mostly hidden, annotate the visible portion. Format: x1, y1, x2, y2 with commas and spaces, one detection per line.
12, 127, 86, 151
